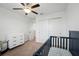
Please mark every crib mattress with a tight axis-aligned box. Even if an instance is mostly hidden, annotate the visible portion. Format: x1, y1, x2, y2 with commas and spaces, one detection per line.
48, 47, 72, 56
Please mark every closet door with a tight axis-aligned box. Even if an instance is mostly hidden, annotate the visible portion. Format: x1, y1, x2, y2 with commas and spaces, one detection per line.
36, 20, 49, 43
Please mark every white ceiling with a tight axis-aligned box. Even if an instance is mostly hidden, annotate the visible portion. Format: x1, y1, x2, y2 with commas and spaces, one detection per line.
0, 3, 68, 18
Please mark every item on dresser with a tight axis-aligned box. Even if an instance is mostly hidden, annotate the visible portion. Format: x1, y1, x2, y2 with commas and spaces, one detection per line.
0, 41, 8, 52
7, 33, 25, 49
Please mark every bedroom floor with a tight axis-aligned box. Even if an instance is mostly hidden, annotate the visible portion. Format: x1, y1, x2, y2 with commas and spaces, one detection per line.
2, 40, 42, 56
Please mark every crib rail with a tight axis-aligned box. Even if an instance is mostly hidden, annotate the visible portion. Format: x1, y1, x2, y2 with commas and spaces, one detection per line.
50, 36, 69, 50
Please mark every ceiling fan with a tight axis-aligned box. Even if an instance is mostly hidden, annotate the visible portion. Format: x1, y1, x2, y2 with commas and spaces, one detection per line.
13, 3, 40, 15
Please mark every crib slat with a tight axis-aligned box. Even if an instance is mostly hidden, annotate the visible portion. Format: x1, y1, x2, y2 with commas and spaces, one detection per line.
66, 38, 67, 49
59, 38, 60, 48
54, 37, 55, 47
55, 37, 56, 47
52, 37, 54, 47
58, 37, 59, 48
60, 38, 62, 48
67, 39, 69, 50
62, 38, 64, 49
63, 38, 64, 49
64, 38, 66, 49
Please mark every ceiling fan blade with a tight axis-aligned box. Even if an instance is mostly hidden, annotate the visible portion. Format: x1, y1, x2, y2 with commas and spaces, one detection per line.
31, 10, 38, 14
31, 4, 40, 8
25, 13, 28, 15
13, 8, 23, 10
21, 3, 25, 6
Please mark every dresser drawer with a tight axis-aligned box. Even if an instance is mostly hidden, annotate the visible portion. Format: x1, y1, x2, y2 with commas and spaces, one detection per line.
19, 41, 24, 45
8, 43, 18, 49
8, 40, 17, 45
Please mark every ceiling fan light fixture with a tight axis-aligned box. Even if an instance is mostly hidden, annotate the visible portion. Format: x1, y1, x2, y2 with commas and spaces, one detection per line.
13, 3, 40, 15
24, 8, 31, 13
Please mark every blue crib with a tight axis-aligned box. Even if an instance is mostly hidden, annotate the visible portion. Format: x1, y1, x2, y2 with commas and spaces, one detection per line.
33, 31, 79, 56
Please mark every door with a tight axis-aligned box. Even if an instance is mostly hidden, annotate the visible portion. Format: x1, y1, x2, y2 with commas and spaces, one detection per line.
36, 20, 49, 43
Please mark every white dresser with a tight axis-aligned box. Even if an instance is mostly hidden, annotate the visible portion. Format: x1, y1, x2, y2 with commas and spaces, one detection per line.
7, 33, 24, 49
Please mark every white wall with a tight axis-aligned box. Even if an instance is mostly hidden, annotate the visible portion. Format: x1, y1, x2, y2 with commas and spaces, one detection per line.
0, 7, 34, 41
48, 12, 68, 37
66, 4, 79, 31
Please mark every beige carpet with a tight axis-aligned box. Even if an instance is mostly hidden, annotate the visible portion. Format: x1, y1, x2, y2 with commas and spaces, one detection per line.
2, 40, 42, 56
